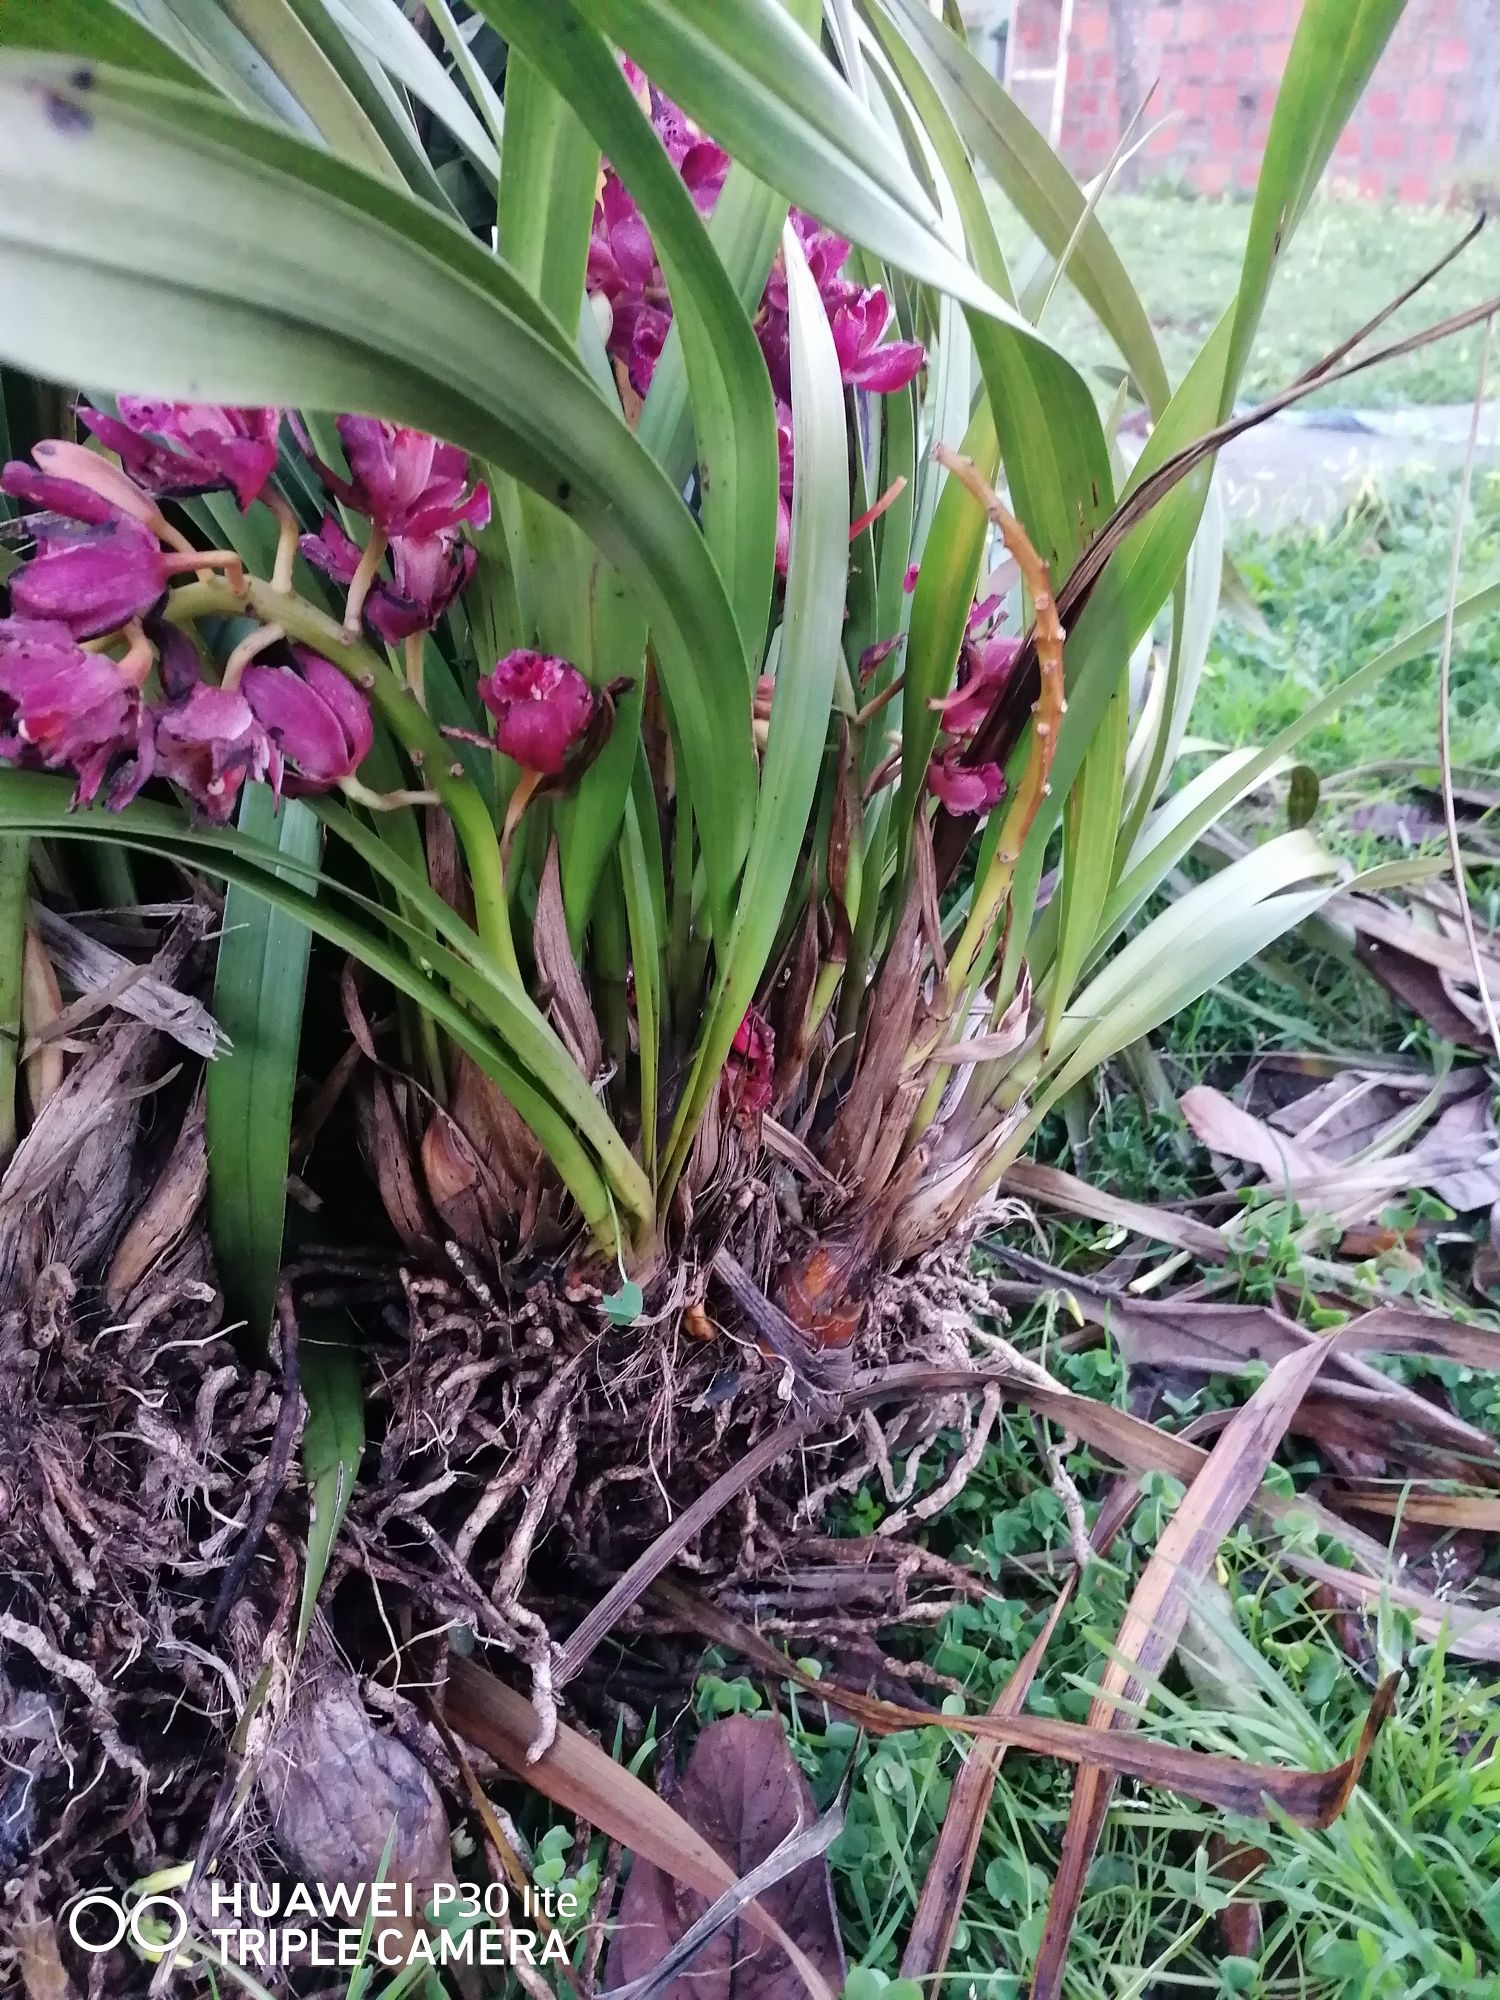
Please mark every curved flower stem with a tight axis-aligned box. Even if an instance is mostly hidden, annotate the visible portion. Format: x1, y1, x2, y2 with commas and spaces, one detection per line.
160, 548, 246, 593
221, 621, 284, 691
265, 494, 300, 595
341, 529, 388, 641
166, 576, 519, 979
403, 632, 426, 710
906, 450, 1066, 1143
930, 448, 1065, 1005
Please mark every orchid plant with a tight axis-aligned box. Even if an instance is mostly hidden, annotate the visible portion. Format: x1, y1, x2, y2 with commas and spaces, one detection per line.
0, 0, 1481, 1345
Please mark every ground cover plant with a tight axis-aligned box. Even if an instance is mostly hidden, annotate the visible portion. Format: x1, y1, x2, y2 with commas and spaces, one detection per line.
0, 3, 1497, 1998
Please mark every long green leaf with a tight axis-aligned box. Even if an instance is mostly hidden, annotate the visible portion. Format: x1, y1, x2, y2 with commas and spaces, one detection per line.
0, 773, 649, 1235
483, 0, 779, 664
218, 0, 401, 176
323, 0, 499, 178
0, 0, 206, 87
878, 0, 1170, 415
1225, 0, 1407, 415
207, 787, 320, 1349
662, 219, 849, 1190
0, 55, 759, 933
296, 1319, 363, 1658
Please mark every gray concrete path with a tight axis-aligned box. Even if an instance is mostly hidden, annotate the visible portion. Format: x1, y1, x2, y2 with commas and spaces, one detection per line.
1215, 402, 1500, 528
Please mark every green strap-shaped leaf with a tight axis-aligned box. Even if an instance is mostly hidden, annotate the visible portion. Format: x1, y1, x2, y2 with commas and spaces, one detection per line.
206, 787, 320, 1351
897, 398, 997, 843
0, 56, 758, 933
1226, 0, 1407, 417
483, 0, 779, 662
296, 1321, 363, 1657
662, 220, 849, 1192
323, 0, 499, 179
0, 771, 653, 1233
217, 0, 402, 178
0, 0, 204, 86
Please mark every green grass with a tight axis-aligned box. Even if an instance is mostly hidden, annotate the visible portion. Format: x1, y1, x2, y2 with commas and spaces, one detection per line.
1001, 188, 1500, 407
1198, 471, 1500, 790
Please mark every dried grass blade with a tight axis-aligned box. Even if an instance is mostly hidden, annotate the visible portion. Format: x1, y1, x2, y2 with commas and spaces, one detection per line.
1028, 1338, 1332, 1998
900, 1584, 1072, 1982
646, 1580, 1396, 1822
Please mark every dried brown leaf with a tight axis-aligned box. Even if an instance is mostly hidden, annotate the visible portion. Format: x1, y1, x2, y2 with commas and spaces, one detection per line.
105, 1094, 208, 1309
604, 1714, 846, 2000
900, 1588, 1071, 1982
1180, 1085, 1325, 1181
20, 928, 63, 1116
1321, 1484, 1500, 1530
33, 903, 226, 1058
1029, 1340, 1333, 1998
1000, 1160, 1228, 1259
358, 1073, 433, 1253
12, 1883, 74, 2000
1356, 932, 1490, 1050
443, 1659, 838, 2000
534, 842, 603, 1083
856, 1362, 1500, 1662
643, 1577, 1396, 1826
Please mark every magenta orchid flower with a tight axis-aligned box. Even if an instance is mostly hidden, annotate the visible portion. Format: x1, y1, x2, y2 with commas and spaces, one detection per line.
827, 285, 925, 393
9, 517, 168, 640
722, 1005, 775, 1126
588, 176, 675, 395
926, 744, 1006, 816
81, 401, 281, 511
774, 403, 795, 574
241, 647, 373, 795
478, 650, 596, 776
153, 684, 275, 822
1, 460, 120, 526
0, 616, 149, 807
296, 417, 489, 543
299, 512, 476, 644
930, 634, 1022, 738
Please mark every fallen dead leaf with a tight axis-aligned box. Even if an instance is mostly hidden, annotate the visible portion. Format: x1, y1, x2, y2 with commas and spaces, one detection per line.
444, 1659, 838, 2000
604, 1714, 846, 2000
901, 1588, 1072, 1983
641, 1576, 1397, 1825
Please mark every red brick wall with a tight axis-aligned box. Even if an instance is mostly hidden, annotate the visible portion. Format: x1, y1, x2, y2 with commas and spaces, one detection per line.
1009, 0, 1489, 205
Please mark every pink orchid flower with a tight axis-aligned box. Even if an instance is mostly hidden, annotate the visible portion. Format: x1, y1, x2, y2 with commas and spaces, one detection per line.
478, 650, 596, 776
926, 744, 1006, 816
827, 284, 926, 394
9, 517, 168, 639
298, 513, 476, 644
297, 417, 489, 544
930, 634, 1022, 738
241, 648, 373, 796
0, 616, 149, 807
153, 684, 275, 823
723, 1005, 775, 1125
81, 401, 281, 511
